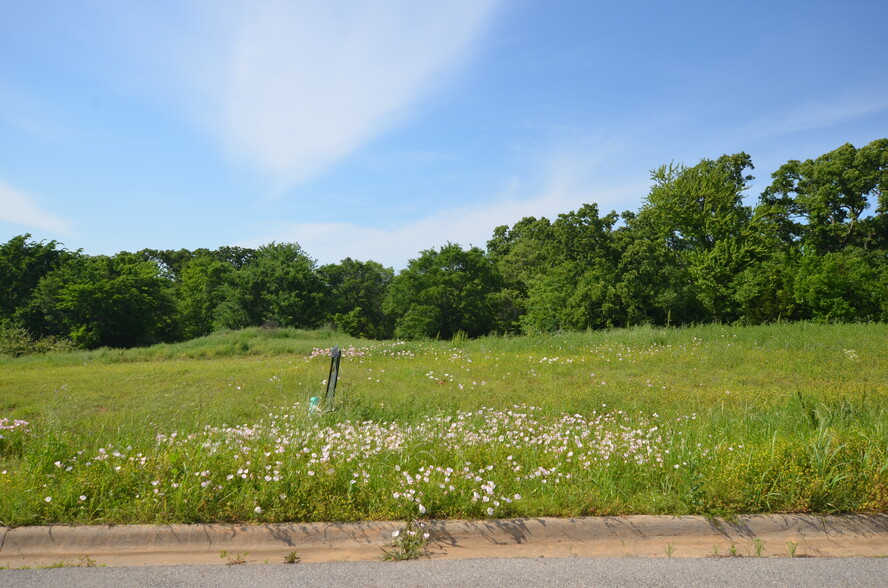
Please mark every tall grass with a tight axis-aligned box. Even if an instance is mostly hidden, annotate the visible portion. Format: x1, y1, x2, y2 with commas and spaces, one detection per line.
1, 322, 885, 526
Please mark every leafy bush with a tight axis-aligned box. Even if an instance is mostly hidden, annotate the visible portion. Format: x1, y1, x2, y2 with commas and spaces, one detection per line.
0, 324, 70, 357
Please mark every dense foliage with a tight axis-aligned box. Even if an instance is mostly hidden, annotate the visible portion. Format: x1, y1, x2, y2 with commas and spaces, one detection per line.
2, 139, 886, 350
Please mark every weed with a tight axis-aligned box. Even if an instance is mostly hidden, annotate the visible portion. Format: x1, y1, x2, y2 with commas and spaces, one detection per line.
711, 544, 720, 557
284, 551, 301, 564
37, 557, 99, 569
787, 541, 798, 558
382, 519, 431, 561
220, 550, 247, 565
728, 544, 738, 557
664, 542, 676, 558
751, 538, 765, 557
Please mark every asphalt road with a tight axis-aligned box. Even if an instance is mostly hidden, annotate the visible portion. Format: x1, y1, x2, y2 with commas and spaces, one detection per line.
2, 557, 886, 587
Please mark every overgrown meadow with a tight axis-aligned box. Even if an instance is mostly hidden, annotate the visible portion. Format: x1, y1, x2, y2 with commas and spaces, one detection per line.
1, 323, 886, 527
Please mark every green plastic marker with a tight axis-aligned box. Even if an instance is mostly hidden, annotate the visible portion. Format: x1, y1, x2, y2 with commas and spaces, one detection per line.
309, 396, 320, 414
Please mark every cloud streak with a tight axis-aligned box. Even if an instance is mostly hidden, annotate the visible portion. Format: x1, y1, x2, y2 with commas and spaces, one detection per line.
745, 90, 888, 139
0, 180, 72, 235
191, 0, 501, 188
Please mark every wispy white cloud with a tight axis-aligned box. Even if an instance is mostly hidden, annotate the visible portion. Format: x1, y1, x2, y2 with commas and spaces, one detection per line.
92, 1, 500, 189
745, 90, 888, 139
167, 0, 501, 189
0, 180, 73, 235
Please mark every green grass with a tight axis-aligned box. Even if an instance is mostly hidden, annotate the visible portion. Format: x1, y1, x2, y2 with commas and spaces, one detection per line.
1, 322, 886, 526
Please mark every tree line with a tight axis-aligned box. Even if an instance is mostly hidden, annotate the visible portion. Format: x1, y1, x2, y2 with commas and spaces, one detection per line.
2, 139, 886, 352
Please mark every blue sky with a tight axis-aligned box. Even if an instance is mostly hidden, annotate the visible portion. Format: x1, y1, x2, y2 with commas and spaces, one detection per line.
1, 0, 886, 270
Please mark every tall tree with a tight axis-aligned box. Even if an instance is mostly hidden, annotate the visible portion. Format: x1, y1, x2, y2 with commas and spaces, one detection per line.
0, 234, 70, 326
762, 138, 888, 253
384, 244, 501, 339
28, 252, 175, 348
613, 212, 701, 326
628, 153, 763, 323
487, 216, 556, 332
318, 258, 394, 339
137, 248, 196, 282
214, 242, 324, 329
520, 204, 623, 331
176, 254, 236, 338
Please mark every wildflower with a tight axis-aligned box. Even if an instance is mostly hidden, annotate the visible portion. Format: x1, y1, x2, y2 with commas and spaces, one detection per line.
79, 495, 86, 501
45, 496, 52, 502
487, 507, 494, 516
254, 506, 263, 514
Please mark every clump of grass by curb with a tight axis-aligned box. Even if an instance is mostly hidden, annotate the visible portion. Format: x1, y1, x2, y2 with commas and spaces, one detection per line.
283, 551, 300, 564
220, 550, 248, 565
382, 519, 431, 561
37, 556, 99, 569
749, 538, 765, 557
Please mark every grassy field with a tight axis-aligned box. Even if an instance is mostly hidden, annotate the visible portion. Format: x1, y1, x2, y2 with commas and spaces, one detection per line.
1, 323, 886, 527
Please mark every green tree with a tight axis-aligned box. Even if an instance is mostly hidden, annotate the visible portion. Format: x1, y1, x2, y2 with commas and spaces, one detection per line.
214, 242, 324, 329
384, 244, 501, 339
29, 252, 176, 348
731, 248, 801, 324
176, 254, 236, 338
613, 216, 700, 326
628, 153, 764, 323
487, 216, 556, 332
488, 204, 623, 332
318, 258, 394, 339
518, 205, 623, 331
137, 248, 198, 282
210, 245, 257, 269
762, 138, 888, 253
0, 234, 70, 326
792, 249, 887, 322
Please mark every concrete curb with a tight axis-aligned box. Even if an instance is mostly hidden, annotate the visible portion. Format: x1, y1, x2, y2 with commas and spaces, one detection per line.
1, 515, 887, 566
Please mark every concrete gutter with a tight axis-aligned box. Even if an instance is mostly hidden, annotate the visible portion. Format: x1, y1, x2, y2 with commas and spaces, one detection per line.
1, 515, 887, 567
